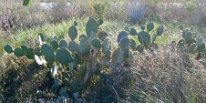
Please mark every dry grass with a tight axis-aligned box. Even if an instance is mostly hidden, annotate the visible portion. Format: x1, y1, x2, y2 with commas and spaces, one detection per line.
130, 44, 206, 102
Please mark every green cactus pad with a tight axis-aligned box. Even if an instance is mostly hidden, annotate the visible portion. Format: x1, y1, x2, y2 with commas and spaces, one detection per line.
92, 38, 101, 48
56, 48, 73, 64
41, 44, 55, 59
4, 45, 13, 53
119, 37, 130, 50
25, 48, 34, 59
69, 25, 78, 41
197, 43, 205, 52
183, 31, 193, 44
138, 31, 151, 47
102, 38, 111, 55
140, 25, 145, 31
129, 28, 138, 36
89, 31, 97, 40
69, 41, 80, 53
59, 40, 68, 49
98, 31, 108, 41
147, 22, 154, 32
74, 21, 78, 26
201, 48, 206, 58
98, 18, 104, 25
14, 48, 24, 57
50, 40, 58, 50
79, 37, 91, 54
117, 31, 128, 44
86, 17, 99, 37
157, 25, 164, 36
112, 48, 124, 64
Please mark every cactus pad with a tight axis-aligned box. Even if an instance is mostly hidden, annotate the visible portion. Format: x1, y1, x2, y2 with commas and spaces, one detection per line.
41, 44, 55, 59
92, 38, 101, 48
117, 31, 128, 44
14, 48, 24, 57
56, 48, 73, 64
157, 25, 164, 36
138, 31, 151, 47
112, 48, 124, 64
4, 45, 13, 53
129, 28, 138, 36
69, 22, 78, 41
69, 41, 80, 53
86, 17, 100, 37
119, 37, 130, 50
147, 22, 154, 32
59, 40, 68, 49
50, 40, 58, 50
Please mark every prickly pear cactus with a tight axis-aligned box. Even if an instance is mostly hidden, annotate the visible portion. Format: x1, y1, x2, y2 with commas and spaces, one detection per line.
129, 28, 138, 36
69, 21, 78, 41
196, 38, 205, 52
201, 48, 206, 58
86, 17, 102, 37
24, 48, 34, 59
156, 25, 164, 36
138, 31, 150, 47
140, 25, 145, 31
119, 37, 130, 50
50, 40, 58, 50
56, 48, 73, 64
59, 40, 68, 49
41, 44, 55, 60
182, 30, 194, 45
102, 38, 111, 56
112, 48, 124, 64
79, 37, 91, 55
4, 45, 13, 53
69, 41, 80, 53
14, 48, 24, 57
147, 22, 154, 32
117, 31, 128, 44
92, 38, 101, 48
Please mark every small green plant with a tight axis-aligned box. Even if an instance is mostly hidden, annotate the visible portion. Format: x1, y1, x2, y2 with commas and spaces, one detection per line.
177, 28, 206, 59
128, 22, 164, 53
23, 0, 31, 6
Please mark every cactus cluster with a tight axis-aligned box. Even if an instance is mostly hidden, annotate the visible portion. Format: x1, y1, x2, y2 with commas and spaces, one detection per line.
3, 17, 166, 102
4, 18, 165, 91
177, 28, 206, 59
4, 19, 165, 66
127, 22, 164, 53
